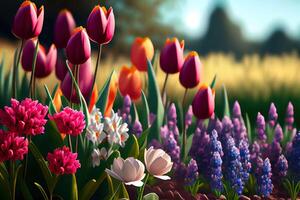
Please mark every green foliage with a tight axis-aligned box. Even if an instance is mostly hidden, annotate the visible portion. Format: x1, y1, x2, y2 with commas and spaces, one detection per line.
244, 174, 257, 196
222, 85, 230, 118
223, 181, 239, 200
139, 91, 150, 129
96, 71, 115, 114
143, 193, 159, 200
283, 178, 300, 200
120, 134, 140, 159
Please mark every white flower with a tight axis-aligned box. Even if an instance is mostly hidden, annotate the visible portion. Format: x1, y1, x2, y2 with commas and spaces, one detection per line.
86, 107, 105, 145
90, 107, 103, 125
91, 147, 108, 168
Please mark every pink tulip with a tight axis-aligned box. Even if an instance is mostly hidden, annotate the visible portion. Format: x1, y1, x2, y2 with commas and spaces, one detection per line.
61, 58, 93, 103
192, 85, 215, 119
144, 147, 173, 180
160, 38, 184, 74
87, 5, 115, 44
54, 9, 76, 48
66, 27, 91, 65
105, 157, 145, 187
55, 56, 69, 81
12, 1, 44, 40
21, 39, 57, 78
179, 51, 203, 89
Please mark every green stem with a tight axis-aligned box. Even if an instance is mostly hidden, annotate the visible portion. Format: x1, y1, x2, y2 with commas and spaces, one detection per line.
10, 160, 15, 200
75, 135, 78, 153
29, 40, 39, 99
138, 173, 149, 200
68, 135, 73, 152
49, 175, 59, 200
12, 40, 24, 98
88, 44, 102, 105
181, 88, 188, 160
109, 183, 121, 200
23, 136, 32, 179
161, 73, 169, 98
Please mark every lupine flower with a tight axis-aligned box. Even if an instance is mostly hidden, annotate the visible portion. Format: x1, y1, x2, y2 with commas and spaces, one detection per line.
275, 154, 288, 178
185, 159, 199, 186
12, 1, 44, 40
0, 130, 28, 162
268, 103, 278, 128
66, 27, 91, 65
132, 121, 143, 137
54, 9, 76, 48
130, 37, 154, 72
87, 5, 115, 45
285, 102, 294, 131
256, 112, 266, 142
192, 85, 215, 119
209, 152, 223, 192
91, 147, 107, 168
288, 131, 300, 179
179, 51, 203, 89
274, 124, 283, 143
0, 98, 48, 136
49, 107, 85, 137
118, 66, 142, 101
47, 146, 80, 175
55, 56, 68, 81
232, 101, 242, 119
159, 38, 184, 74
144, 147, 173, 180
257, 158, 273, 198
239, 139, 251, 183
21, 39, 57, 78
185, 105, 193, 128
105, 157, 145, 187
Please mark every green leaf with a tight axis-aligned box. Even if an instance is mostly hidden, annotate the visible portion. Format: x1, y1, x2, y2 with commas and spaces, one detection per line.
34, 182, 49, 200
119, 183, 129, 199
96, 71, 114, 114
44, 85, 57, 115
79, 179, 97, 200
185, 134, 194, 159
222, 85, 230, 117
140, 91, 150, 129
107, 174, 114, 198
143, 193, 159, 200
210, 74, 217, 89
120, 134, 139, 158
71, 174, 78, 200
130, 102, 139, 123
20, 178, 34, 200
245, 113, 252, 143
147, 60, 164, 142
0, 163, 11, 200
138, 128, 150, 151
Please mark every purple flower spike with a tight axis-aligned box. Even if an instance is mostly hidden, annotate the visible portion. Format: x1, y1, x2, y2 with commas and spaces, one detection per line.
275, 154, 288, 178
285, 102, 294, 131
132, 120, 143, 137
288, 132, 300, 178
209, 152, 223, 192
239, 140, 251, 183
257, 158, 273, 198
185, 105, 193, 128
232, 101, 242, 119
256, 112, 266, 142
185, 159, 199, 186
274, 124, 283, 142
268, 103, 278, 128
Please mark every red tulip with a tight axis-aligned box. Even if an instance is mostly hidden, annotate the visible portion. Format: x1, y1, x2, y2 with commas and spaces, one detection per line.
130, 37, 154, 72
118, 66, 142, 101
55, 56, 69, 81
87, 5, 115, 45
12, 1, 44, 40
61, 58, 93, 103
160, 38, 184, 74
66, 27, 91, 65
179, 51, 203, 89
192, 85, 215, 119
54, 9, 76, 48
21, 39, 57, 78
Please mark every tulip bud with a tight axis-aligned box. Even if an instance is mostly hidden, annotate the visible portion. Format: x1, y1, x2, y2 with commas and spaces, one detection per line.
55, 56, 69, 81
88, 85, 98, 113
61, 58, 93, 103
12, 1, 44, 40
179, 51, 203, 89
66, 27, 91, 65
130, 37, 154, 72
21, 39, 57, 78
87, 6, 115, 44
192, 85, 215, 119
118, 66, 142, 101
54, 9, 76, 48
160, 38, 184, 74
53, 87, 62, 112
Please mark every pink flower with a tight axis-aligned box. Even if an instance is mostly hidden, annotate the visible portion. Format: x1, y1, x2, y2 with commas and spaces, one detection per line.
0, 98, 48, 136
0, 130, 28, 162
47, 146, 80, 175
49, 107, 85, 136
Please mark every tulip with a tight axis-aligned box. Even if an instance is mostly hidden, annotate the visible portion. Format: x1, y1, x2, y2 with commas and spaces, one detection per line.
21, 39, 57, 78
61, 58, 93, 103
88, 85, 98, 113
105, 157, 145, 187
66, 27, 91, 65
179, 51, 203, 89
104, 72, 118, 117
160, 38, 184, 74
55, 56, 68, 81
53, 87, 62, 112
130, 37, 154, 72
192, 84, 215, 119
144, 147, 173, 180
87, 5, 115, 45
54, 9, 76, 48
12, 1, 44, 40
118, 66, 142, 101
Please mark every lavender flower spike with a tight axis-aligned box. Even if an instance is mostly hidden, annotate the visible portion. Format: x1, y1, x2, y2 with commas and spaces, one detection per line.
285, 102, 294, 131
185, 105, 193, 129
274, 124, 283, 143
257, 158, 273, 198
256, 112, 266, 142
132, 120, 143, 137
275, 154, 288, 178
232, 101, 242, 119
239, 140, 251, 183
288, 131, 300, 179
209, 152, 223, 192
268, 103, 278, 128
185, 159, 199, 186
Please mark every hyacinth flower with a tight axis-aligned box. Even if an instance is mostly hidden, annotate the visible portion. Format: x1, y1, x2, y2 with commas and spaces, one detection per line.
166, 103, 179, 141
274, 124, 283, 143
288, 131, 300, 180
239, 139, 251, 183
257, 158, 273, 198
185, 105, 193, 129
275, 154, 288, 178
220, 116, 233, 146
250, 141, 261, 170
232, 101, 242, 119
285, 102, 294, 131
268, 103, 278, 128
161, 129, 181, 168
267, 141, 282, 166
256, 112, 266, 142
209, 152, 223, 193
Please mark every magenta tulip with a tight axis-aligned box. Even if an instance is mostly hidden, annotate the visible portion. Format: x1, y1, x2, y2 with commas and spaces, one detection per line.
192, 85, 215, 119
160, 38, 184, 74
66, 27, 91, 65
87, 5, 115, 44
179, 51, 203, 89
61, 58, 93, 103
21, 39, 57, 78
55, 56, 69, 81
12, 1, 44, 40
54, 9, 76, 48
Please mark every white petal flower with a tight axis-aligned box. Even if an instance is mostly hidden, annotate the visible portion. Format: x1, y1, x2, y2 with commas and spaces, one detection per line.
91, 148, 101, 168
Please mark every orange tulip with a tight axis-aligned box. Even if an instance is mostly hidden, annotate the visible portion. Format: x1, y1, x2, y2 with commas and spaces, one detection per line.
53, 87, 62, 112
130, 37, 154, 72
118, 66, 142, 101
104, 72, 118, 117
88, 84, 98, 113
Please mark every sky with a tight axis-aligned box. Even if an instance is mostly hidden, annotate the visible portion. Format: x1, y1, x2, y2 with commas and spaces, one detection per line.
176, 0, 300, 41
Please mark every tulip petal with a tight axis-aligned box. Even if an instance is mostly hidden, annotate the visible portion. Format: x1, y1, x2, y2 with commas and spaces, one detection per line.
125, 180, 144, 187
105, 169, 123, 182
153, 175, 171, 180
